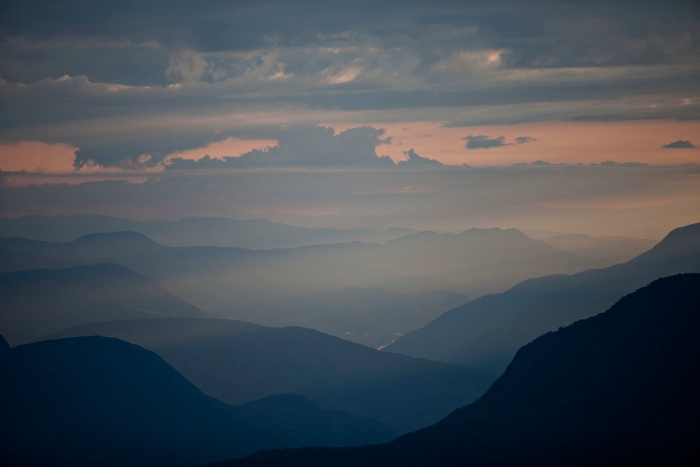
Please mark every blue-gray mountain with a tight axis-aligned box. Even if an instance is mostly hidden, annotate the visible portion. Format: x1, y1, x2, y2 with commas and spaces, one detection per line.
0, 215, 415, 249
0, 227, 618, 347
0, 263, 203, 346
386, 222, 700, 375
48, 318, 494, 434
0, 335, 395, 467
213, 274, 700, 466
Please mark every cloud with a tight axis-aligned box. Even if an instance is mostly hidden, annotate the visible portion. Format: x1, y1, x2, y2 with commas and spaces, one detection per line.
463, 134, 537, 150
463, 135, 510, 150
1, 1, 700, 170
514, 136, 536, 144
662, 140, 696, 149
397, 149, 443, 168
598, 161, 651, 167
166, 126, 395, 170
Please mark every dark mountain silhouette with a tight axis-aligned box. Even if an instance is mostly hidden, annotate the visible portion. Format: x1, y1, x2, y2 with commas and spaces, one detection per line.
0, 226, 612, 347
0, 336, 397, 467
0, 336, 275, 467
214, 274, 700, 466
0, 263, 203, 346
0, 214, 416, 249
387, 222, 700, 374
238, 394, 395, 447
47, 318, 494, 434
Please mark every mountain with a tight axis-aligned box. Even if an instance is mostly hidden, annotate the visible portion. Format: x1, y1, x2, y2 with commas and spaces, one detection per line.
0, 227, 614, 347
0, 335, 396, 467
0, 263, 203, 346
0, 336, 275, 467
329, 227, 616, 297
0, 248, 74, 272
386, 222, 700, 374
224, 288, 470, 348
46, 318, 495, 434
238, 394, 395, 447
539, 233, 657, 264
0, 214, 416, 249
215, 274, 700, 466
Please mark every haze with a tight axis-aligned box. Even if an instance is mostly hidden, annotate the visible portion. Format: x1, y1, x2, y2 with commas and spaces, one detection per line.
1, 2, 699, 466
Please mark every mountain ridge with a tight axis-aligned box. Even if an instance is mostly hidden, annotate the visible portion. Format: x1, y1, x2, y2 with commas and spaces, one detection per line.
385, 222, 700, 374
0, 263, 204, 346
46, 317, 495, 434
213, 274, 700, 466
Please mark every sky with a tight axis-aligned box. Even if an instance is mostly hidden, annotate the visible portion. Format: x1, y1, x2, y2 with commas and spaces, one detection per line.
0, 0, 698, 237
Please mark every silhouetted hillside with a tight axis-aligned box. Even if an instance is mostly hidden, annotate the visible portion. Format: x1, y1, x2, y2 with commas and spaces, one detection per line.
0, 263, 203, 345
0, 336, 276, 467
215, 274, 700, 466
48, 318, 494, 434
0, 214, 415, 249
387, 222, 700, 374
238, 394, 395, 447
0, 336, 397, 467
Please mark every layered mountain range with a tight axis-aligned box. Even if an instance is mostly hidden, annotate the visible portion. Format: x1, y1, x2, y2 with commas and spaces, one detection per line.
387, 222, 700, 374
215, 274, 700, 466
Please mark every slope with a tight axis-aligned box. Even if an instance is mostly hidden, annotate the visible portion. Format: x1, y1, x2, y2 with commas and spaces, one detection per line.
218, 274, 700, 466
47, 317, 495, 434
0, 336, 277, 467
0, 336, 396, 467
343, 227, 615, 297
0, 227, 616, 347
539, 233, 657, 264
0, 248, 74, 272
386, 222, 700, 374
0, 263, 203, 346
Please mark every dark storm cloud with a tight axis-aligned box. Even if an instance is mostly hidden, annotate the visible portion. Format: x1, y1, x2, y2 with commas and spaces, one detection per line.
72, 132, 241, 169
662, 140, 696, 149
464, 135, 510, 150
2, 0, 698, 86
0, 0, 698, 168
514, 136, 536, 144
397, 149, 444, 168
165, 126, 395, 170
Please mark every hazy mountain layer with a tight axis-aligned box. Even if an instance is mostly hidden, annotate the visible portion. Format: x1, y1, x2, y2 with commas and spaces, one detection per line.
0, 214, 415, 249
216, 288, 470, 348
0, 227, 614, 347
386, 222, 700, 374
215, 274, 700, 466
337, 228, 618, 297
0, 335, 397, 466
0, 263, 204, 346
539, 233, 657, 264
0, 248, 74, 272
47, 318, 494, 434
